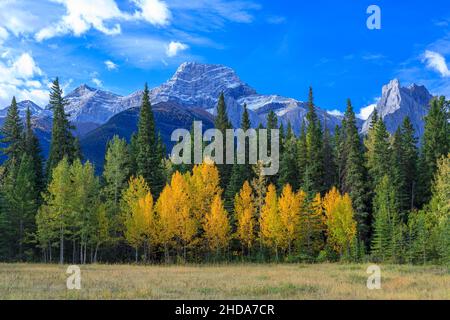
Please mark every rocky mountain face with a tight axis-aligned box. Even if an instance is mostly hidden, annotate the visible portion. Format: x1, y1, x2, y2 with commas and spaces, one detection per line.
361, 79, 433, 137
0, 100, 42, 117
0, 62, 436, 169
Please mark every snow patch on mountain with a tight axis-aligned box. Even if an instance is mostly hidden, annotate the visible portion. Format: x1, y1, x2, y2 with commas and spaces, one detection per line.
0, 100, 43, 117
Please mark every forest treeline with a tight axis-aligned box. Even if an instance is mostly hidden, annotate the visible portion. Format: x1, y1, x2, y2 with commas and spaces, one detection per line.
0, 80, 448, 265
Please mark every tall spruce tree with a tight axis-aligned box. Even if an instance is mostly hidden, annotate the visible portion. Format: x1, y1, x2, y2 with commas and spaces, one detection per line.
418, 96, 449, 205
23, 107, 44, 195
278, 122, 298, 191
214, 92, 233, 188
297, 121, 308, 189
102, 135, 131, 212
3, 154, 38, 260
46, 78, 79, 179
370, 175, 402, 263
391, 117, 418, 217
225, 105, 253, 210
0, 97, 23, 167
304, 87, 324, 195
341, 99, 370, 243
323, 127, 336, 191
135, 83, 164, 196
265, 111, 278, 187
367, 118, 391, 188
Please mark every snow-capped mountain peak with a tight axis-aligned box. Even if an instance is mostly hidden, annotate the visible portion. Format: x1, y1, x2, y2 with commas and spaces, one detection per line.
150, 62, 256, 108
0, 100, 43, 117
62, 84, 124, 124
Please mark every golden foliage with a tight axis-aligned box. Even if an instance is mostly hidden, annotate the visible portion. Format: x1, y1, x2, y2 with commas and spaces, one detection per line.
234, 181, 256, 250
204, 195, 230, 252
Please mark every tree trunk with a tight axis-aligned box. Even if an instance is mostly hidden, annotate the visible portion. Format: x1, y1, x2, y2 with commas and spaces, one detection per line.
94, 244, 99, 263
19, 219, 23, 261
135, 247, 138, 263
164, 243, 169, 264
59, 226, 64, 264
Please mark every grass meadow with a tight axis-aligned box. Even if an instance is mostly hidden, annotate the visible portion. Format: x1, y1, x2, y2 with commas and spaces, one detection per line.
0, 263, 449, 300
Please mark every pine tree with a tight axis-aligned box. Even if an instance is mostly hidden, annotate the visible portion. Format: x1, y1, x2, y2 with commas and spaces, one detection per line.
135, 84, 165, 197
0, 97, 23, 167
23, 107, 44, 195
296, 121, 308, 188
265, 111, 279, 187
407, 209, 428, 264
46, 78, 79, 179
304, 87, 324, 195
367, 118, 391, 188
298, 191, 324, 258
3, 154, 37, 260
225, 104, 253, 211
391, 117, 418, 217
102, 136, 131, 217
371, 175, 402, 262
278, 123, 298, 190
418, 96, 449, 205
322, 127, 336, 191
340, 99, 370, 243
214, 92, 233, 188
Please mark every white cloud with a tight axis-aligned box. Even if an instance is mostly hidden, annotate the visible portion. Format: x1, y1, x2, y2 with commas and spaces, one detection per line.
104, 60, 118, 70
0, 27, 8, 44
91, 78, 103, 87
0, 52, 48, 108
422, 50, 450, 77
132, 0, 171, 26
0, 1, 48, 37
327, 109, 344, 117
36, 0, 123, 41
357, 104, 376, 120
166, 41, 188, 57
35, 0, 173, 41
12, 53, 43, 78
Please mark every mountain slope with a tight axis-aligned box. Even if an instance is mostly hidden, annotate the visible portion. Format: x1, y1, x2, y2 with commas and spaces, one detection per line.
0, 100, 42, 117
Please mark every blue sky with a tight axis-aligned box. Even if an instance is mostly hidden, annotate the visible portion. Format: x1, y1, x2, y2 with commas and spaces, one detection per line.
0, 0, 449, 119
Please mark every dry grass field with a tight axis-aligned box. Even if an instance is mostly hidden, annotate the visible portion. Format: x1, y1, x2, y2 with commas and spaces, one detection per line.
0, 263, 449, 300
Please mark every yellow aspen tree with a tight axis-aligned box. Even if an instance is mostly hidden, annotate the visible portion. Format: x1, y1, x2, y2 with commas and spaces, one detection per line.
323, 189, 357, 256
310, 193, 326, 251
234, 181, 256, 255
278, 184, 301, 255
203, 194, 230, 256
189, 163, 222, 223
323, 187, 340, 219
155, 184, 178, 263
121, 176, 153, 262
259, 184, 281, 260
170, 171, 197, 260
